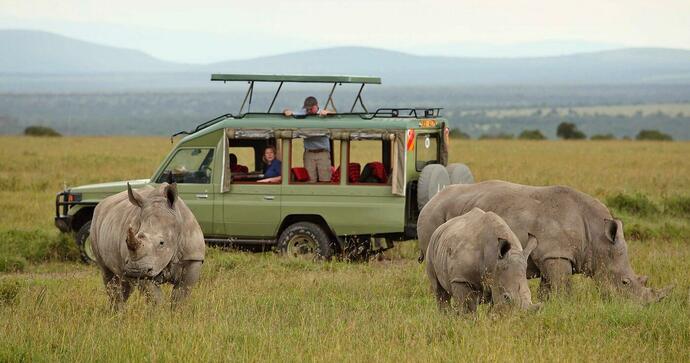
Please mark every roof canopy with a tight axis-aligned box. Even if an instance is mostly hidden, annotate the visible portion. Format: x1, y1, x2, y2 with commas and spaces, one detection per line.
211, 74, 381, 84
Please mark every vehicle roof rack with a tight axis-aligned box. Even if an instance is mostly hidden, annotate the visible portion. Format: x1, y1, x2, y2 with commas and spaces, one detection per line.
361, 108, 443, 119
212, 73, 380, 115
211, 74, 381, 84
171, 113, 233, 142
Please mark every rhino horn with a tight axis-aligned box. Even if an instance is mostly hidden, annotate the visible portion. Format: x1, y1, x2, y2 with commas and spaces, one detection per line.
523, 233, 538, 258
652, 285, 674, 302
126, 226, 141, 251
127, 183, 144, 208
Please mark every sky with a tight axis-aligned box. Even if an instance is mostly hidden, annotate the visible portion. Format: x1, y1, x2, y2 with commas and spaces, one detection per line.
2, 0, 690, 63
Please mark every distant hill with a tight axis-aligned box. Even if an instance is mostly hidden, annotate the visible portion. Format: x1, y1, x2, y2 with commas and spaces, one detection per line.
0, 30, 186, 73
1, 30, 690, 90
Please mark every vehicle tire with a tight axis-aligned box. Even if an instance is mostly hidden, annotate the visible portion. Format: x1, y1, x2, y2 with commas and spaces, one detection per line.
75, 221, 96, 264
446, 163, 474, 184
417, 164, 450, 210
277, 222, 333, 260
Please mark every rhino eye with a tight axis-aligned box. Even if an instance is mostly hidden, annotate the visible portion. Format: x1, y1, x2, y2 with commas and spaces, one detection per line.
622, 278, 631, 286
159, 241, 165, 246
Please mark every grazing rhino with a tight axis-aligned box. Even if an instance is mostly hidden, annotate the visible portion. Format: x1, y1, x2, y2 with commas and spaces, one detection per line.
417, 180, 672, 304
426, 208, 540, 313
90, 182, 205, 309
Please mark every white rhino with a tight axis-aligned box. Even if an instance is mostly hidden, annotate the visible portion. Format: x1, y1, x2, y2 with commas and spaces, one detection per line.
426, 208, 540, 313
90, 183, 205, 309
417, 180, 672, 303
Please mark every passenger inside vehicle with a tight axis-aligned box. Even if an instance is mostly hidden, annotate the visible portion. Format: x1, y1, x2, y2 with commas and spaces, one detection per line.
258, 145, 282, 183
284, 97, 334, 182
229, 153, 249, 173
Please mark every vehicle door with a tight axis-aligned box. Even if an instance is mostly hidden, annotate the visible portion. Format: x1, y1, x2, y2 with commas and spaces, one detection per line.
221, 137, 282, 238
155, 147, 217, 234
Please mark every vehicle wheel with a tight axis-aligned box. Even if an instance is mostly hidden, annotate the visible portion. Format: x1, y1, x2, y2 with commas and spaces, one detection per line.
417, 164, 450, 210
277, 222, 333, 260
446, 163, 474, 184
75, 221, 96, 264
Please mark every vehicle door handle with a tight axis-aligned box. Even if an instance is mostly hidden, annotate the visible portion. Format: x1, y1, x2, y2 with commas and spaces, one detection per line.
196, 194, 208, 199
263, 195, 275, 200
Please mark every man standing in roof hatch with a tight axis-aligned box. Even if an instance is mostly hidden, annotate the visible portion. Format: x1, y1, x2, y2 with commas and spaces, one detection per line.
283, 96, 333, 182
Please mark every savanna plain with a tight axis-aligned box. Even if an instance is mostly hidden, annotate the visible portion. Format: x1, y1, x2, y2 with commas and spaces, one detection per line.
1, 136, 689, 362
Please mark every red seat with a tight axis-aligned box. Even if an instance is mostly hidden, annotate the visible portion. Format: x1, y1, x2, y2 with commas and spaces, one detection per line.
331, 163, 361, 183
291, 167, 310, 182
360, 162, 387, 183
230, 164, 249, 173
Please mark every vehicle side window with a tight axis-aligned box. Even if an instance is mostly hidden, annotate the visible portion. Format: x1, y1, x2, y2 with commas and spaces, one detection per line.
289, 138, 341, 183
415, 133, 439, 171
227, 138, 280, 183
157, 148, 214, 184
348, 140, 390, 185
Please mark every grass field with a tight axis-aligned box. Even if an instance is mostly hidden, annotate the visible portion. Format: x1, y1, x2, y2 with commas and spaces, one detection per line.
1, 136, 689, 361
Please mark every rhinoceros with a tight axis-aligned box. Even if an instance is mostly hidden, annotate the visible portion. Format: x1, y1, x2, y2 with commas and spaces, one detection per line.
426, 207, 540, 313
417, 180, 672, 304
90, 183, 205, 309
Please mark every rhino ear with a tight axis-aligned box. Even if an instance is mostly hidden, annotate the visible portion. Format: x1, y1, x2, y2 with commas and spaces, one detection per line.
164, 182, 178, 209
127, 183, 144, 208
523, 233, 538, 258
497, 238, 511, 260
604, 219, 624, 244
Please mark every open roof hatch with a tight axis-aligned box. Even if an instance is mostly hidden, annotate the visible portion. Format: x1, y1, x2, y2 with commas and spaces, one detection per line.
210, 74, 382, 115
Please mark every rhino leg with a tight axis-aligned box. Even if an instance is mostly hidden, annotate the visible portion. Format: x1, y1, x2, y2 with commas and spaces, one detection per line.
171, 261, 202, 306
431, 280, 452, 312
538, 258, 573, 298
103, 271, 132, 310
450, 282, 480, 314
138, 281, 163, 305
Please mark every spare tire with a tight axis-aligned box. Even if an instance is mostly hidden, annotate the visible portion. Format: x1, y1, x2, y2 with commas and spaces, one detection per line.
446, 163, 474, 184
417, 164, 450, 209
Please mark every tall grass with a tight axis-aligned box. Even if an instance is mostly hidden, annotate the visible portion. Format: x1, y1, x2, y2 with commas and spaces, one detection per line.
1, 136, 690, 361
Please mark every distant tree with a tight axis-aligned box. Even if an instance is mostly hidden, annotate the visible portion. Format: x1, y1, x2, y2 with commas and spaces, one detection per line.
590, 133, 616, 140
479, 133, 514, 140
518, 129, 546, 140
636, 129, 672, 141
24, 126, 61, 137
450, 128, 471, 139
556, 122, 586, 140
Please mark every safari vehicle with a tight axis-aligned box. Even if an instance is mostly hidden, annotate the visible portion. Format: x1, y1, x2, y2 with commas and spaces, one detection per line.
55, 74, 473, 262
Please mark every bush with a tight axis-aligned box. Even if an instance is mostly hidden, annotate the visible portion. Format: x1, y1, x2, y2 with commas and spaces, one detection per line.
556, 122, 586, 140
606, 193, 659, 216
590, 133, 616, 140
518, 129, 546, 140
636, 129, 672, 141
663, 196, 690, 217
478, 133, 514, 140
0, 256, 27, 273
0, 230, 79, 265
24, 126, 61, 137
0, 280, 21, 306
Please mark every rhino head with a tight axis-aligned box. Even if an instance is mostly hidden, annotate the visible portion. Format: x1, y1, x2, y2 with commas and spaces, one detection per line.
591, 218, 673, 304
123, 183, 182, 279
483, 233, 541, 311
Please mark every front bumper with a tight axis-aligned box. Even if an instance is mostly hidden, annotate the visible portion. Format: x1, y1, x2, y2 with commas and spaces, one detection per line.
55, 216, 73, 233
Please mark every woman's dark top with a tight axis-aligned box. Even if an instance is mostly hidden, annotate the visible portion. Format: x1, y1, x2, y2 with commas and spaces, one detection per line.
263, 159, 282, 178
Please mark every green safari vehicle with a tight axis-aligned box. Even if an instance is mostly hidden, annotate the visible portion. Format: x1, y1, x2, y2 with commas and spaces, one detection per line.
54, 74, 474, 261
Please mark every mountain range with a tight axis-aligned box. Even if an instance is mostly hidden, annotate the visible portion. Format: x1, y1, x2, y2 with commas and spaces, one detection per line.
2, 30, 690, 91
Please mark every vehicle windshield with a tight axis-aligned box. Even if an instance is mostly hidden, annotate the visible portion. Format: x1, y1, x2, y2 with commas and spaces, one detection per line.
157, 148, 214, 184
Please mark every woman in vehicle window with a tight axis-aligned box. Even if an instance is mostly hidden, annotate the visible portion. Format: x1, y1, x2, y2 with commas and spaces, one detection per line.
258, 145, 282, 183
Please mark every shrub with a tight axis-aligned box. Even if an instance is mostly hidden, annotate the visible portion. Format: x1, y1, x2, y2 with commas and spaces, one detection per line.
590, 134, 616, 140
24, 126, 61, 137
636, 129, 672, 141
663, 196, 690, 217
556, 122, 586, 140
606, 193, 659, 216
518, 129, 546, 140
478, 133, 514, 140
0, 280, 21, 306
0, 256, 27, 273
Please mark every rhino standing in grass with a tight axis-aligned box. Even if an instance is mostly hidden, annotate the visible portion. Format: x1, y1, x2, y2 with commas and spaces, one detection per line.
426, 208, 541, 313
90, 183, 205, 309
417, 180, 672, 304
